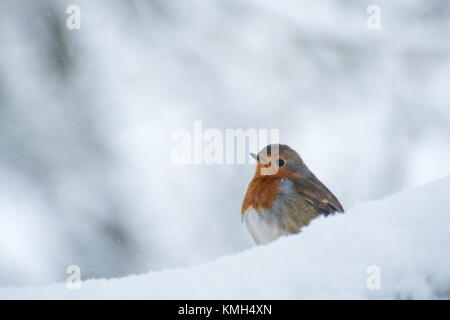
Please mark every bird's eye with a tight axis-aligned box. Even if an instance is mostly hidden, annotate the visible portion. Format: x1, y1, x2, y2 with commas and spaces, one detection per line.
277, 159, 285, 166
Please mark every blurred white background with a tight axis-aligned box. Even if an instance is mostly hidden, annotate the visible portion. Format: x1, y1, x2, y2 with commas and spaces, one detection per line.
0, 0, 449, 286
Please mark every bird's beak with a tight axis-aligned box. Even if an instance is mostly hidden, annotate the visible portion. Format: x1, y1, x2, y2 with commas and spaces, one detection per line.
250, 153, 258, 161
250, 153, 270, 165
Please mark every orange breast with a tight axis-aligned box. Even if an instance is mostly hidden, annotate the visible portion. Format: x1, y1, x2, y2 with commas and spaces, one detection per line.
241, 162, 301, 215
241, 176, 280, 214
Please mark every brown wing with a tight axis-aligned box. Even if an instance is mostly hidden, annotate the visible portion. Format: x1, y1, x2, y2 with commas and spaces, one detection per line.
292, 176, 344, 215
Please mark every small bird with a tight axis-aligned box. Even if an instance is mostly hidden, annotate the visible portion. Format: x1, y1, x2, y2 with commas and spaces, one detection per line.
242, 144, 344, 244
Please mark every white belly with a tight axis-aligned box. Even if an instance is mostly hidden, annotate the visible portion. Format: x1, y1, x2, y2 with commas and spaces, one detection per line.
243, 207, 285, 245
243, 179, 296, 245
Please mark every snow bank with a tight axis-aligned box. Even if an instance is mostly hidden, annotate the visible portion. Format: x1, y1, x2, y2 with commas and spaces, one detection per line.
1, 176, 449, 299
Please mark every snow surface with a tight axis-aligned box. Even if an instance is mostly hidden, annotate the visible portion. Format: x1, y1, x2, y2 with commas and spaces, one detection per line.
1, 176, 449, 299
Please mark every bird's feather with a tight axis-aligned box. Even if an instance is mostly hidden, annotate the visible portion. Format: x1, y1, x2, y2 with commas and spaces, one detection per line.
291, 176, 344, 215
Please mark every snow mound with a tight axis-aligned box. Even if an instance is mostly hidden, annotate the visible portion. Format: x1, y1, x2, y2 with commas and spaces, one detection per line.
1, 176, 450, 299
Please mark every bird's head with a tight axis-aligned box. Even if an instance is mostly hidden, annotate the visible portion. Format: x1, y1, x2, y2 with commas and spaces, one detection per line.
250, 144, 311, 178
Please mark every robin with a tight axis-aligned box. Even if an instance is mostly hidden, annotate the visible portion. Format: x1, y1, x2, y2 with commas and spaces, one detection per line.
242, 144, 344, 244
